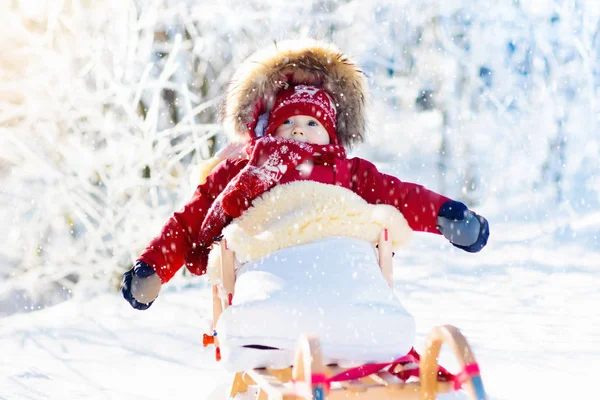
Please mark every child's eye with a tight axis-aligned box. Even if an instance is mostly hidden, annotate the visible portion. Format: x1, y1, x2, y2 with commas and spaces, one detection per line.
308, 120, 318, 126
282, 119, 292, 125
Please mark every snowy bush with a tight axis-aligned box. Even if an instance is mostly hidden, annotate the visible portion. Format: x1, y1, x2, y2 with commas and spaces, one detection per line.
0, 0, 226, 312
1, 0, 598, 313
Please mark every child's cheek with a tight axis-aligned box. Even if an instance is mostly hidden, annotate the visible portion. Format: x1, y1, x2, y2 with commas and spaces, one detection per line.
274, 128, 289, 138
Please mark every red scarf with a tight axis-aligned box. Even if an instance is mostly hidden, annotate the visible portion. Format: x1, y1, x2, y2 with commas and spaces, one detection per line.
242, 136, 346, 166
197, 137, 347, 259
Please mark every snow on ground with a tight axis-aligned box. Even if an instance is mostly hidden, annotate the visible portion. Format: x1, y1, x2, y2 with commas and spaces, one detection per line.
2, 206, 598, 400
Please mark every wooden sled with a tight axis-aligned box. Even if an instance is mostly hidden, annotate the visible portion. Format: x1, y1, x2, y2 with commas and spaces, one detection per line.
204, 230, 487, 400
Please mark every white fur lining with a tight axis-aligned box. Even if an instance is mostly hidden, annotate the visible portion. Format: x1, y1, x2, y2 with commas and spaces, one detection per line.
207, 181, 412, 283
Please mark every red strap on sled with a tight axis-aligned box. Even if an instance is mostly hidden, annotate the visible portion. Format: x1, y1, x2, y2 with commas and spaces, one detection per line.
293, 349, 480, 398
325, 347, 419, 383
311, 372, 329, 388
323, 347, 480, 391
453, 363, 480, 390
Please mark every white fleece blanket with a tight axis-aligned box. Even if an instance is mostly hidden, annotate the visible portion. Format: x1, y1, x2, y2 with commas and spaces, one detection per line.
207, 180, 412, 282
216, 236, 417, 371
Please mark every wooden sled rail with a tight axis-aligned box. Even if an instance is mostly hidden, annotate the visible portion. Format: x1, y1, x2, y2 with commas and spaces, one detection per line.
229, 325, 486, 400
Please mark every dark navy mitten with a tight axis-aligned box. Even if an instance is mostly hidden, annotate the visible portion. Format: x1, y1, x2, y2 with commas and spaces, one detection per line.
121, 260, 162, 310
437, 200, 489, 253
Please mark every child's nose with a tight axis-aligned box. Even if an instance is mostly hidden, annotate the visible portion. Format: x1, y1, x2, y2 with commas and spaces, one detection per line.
292, 128, 304, 136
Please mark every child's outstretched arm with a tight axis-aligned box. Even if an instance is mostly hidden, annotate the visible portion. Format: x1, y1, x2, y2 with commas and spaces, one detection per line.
121, 158, 247, 310
349, 158, 489, 252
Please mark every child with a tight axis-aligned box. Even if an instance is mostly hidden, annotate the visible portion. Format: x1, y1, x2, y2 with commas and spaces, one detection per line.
121, 40, 489, 310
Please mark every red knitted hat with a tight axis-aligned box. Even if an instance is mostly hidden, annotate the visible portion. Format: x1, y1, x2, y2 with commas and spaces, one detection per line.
264, 85, 338, 144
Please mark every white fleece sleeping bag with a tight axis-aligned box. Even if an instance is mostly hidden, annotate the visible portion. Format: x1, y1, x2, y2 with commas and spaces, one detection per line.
216, 236, 416, 372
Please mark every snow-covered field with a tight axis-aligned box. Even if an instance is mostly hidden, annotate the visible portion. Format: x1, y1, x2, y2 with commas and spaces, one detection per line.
2, 1, 600, 399
2, 203, 598, 400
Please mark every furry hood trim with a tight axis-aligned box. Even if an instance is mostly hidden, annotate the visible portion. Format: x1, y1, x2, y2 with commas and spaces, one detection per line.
207, 181, 412, 283
220, 39, 368, 148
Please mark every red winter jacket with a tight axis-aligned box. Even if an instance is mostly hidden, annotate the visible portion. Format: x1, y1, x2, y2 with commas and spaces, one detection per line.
138, 156, 450, 283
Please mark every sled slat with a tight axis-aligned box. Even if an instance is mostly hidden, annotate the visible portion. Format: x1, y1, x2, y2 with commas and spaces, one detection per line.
230, 372, 248, 398
267, 367, 293, 383
373, 371, 407, 388
327, 376, 453, 399
247, 369, 296, 399
357, 374, 385, 386
325, 365, 368, 392
342, 380, 368, 392
242, 371, 256, 386
327, 383, 419, 399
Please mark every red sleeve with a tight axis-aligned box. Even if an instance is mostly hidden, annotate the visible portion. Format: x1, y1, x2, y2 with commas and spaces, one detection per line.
138, 158, 247, 283
349, 158, 451, 233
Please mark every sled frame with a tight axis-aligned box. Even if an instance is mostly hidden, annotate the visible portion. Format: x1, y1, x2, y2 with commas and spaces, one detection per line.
229, 326, 485, 400
210, 231, 486, 400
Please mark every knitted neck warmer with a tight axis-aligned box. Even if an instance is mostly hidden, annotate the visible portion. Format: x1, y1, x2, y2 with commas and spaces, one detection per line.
243, 136, 346, 166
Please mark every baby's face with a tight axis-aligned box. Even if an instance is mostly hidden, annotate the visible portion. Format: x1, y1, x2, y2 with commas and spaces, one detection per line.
273, 115, 330, 145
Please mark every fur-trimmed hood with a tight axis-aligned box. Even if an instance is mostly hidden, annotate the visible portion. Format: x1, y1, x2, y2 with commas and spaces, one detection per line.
219, 39, 368, 148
